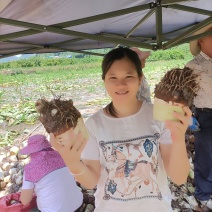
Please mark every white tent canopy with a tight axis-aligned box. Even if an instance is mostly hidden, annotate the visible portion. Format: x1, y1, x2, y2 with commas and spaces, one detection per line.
0, 0, 211, 58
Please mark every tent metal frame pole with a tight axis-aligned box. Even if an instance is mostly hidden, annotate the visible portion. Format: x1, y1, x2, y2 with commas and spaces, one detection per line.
0, 0, 211, 57
3, 40, 104, 57
168, 4, 212, 16
101, 32, 150, 40
115, 8, 155, 48
163, 17, 212, 49
0, 48, 40, 59
161, 0, 196, 5
155, 1, 163, 49
0, 4, 152, 42
53, 4, 152, 28
0, 18, 153, 49
163, 23, 196, 36
168, 30, 212, 47
124, 9, 155, 39
0, 29, 40, 41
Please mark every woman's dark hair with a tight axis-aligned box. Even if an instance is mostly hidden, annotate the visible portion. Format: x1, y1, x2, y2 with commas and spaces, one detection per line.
102, 47, 142, 80
102, 47, 143, 117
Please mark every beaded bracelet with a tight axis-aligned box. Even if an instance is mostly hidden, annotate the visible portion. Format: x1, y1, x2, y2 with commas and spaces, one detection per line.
70, 166, 86, 176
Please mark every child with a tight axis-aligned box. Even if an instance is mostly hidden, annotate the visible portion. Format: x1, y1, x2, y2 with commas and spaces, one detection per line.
20, 134, 83, 212
50, 47, 191, 212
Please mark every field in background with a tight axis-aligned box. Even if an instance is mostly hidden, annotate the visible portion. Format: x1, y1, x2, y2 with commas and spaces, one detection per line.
0, 58, 190, 145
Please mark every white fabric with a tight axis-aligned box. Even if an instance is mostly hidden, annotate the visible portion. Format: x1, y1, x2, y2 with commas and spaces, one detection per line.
22, 167, 83, 212
82, 101, 172, 212
186, 51, 212, 108
137, 77, 152, 103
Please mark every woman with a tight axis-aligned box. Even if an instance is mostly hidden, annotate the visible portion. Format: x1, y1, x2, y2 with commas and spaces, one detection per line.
50, 47, 191, 212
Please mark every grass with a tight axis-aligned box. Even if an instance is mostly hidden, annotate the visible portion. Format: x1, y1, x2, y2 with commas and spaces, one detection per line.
0, 59, 188, 145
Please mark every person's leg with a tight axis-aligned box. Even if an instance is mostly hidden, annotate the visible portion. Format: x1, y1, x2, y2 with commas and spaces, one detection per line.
194, 110, 212, 201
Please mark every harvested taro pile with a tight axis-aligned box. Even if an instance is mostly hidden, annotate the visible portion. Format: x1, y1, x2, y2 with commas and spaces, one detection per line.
170, 130, 212, 212
1, 133, 209, 212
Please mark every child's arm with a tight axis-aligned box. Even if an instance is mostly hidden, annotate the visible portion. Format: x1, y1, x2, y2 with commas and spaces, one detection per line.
20, 173, 34, 205
20, 189, 34, 205
160, 106, 191, 185
50, 130, 101, 189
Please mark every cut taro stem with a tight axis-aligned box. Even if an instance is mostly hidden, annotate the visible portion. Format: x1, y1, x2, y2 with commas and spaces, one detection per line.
56, 117, 89, 146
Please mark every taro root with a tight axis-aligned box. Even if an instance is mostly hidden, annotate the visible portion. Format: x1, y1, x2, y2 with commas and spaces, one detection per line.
154, 67, 199, 107
35, 98, 89, 145
153, 67, 200, 121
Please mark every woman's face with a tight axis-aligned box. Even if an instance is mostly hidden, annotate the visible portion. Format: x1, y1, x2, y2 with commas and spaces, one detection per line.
104, 57, 141, 104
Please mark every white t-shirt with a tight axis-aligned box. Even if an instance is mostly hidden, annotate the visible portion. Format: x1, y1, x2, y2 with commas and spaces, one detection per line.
186, 51, 212, 108
82, 101, 172, 212
22, 167, 83, 212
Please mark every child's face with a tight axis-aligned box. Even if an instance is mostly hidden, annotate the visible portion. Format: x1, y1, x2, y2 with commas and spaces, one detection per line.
104, 57, 141, 103
199, 27, 212, 57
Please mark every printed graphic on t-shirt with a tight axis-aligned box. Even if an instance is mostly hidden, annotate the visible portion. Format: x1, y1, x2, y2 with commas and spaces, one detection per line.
99, 133, 162, 202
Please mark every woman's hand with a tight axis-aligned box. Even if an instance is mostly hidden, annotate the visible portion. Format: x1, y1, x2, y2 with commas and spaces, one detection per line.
50, 129, 87, 168
165, 106, 192, 142
50, 130, 100, 188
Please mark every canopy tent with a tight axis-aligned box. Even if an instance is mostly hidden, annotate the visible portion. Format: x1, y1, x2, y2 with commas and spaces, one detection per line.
0, 0, 211, 59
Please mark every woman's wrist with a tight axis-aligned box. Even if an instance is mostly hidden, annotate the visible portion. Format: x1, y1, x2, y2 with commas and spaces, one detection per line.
70, 166, 86, 176
69, 161, 86, 176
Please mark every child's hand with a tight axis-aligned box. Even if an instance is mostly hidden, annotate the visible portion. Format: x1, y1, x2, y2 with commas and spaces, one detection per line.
50, 129, 87, 167
165, 106, 192, 142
